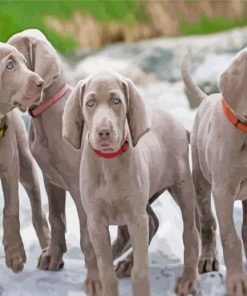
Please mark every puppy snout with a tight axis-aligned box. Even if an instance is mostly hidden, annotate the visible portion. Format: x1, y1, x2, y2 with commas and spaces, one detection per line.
35, 78, 43, 88
12, 101, 21, 107
34, 76, 44, 88
98, 128, 111, 140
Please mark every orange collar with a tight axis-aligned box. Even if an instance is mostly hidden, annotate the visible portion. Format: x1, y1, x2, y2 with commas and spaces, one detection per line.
28, 84, 70, 117
222, 99, 247, 133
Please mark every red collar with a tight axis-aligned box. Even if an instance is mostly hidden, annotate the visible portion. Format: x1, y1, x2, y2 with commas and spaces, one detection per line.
222, 99, 247, 133
92, 139, 129, 159
28, 83, 70, 117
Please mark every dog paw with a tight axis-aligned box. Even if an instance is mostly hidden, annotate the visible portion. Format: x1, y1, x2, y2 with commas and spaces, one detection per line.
5, 243, 26, 273
84, 270, 102, 296
115, 255, 133, 278
37, 246, 64, 271
175, 275, 197, 296
227, 272, 247, 296
198, 256, 219, 273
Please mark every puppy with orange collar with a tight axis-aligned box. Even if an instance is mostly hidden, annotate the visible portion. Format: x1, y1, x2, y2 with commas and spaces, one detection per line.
182, 50, 247, 296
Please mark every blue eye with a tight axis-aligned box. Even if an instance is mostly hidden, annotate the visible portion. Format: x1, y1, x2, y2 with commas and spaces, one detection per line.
86, 99, 95, 107
6, 60, 14, 70
113, 97, 121, 104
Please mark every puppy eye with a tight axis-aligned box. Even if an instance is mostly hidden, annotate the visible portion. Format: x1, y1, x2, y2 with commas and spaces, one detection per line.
113, 97, 121, 104
6, 60, 14, 70
86, 99, 95, 107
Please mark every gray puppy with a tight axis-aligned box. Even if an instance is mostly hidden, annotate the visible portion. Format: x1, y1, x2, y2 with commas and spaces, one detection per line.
63, 71, 199, 296
182, 50, 247, 296
0, 43, 50, 273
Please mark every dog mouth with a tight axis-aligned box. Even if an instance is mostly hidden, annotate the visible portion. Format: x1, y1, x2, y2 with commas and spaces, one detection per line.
90, 139, 120, 152
16, 95, 41, 112
98, 142, 117, 152
26, 94, 42, 104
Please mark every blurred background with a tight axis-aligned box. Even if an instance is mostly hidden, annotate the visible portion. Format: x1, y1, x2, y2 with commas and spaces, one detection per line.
1, 1, 247, 295
1, 0, 247, 107
1, 0, 247, 52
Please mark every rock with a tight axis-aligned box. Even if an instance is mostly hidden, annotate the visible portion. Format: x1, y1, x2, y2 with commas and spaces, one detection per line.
65, 28, 247, 89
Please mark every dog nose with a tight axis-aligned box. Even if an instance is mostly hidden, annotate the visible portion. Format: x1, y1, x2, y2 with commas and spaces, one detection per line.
98, 129, 111, 140
12, 101, 21, 107
35, 77, 44, 88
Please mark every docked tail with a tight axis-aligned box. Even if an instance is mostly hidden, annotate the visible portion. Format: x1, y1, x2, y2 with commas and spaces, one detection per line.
181, 56, 207, 103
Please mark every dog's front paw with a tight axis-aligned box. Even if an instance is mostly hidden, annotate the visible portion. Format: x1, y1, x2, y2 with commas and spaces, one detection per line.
115, 254, 133, 278
227, 272, 247, 296
5, 242, 26, 273
175, 274, 197, 296
84, 269, 102, 296
37, 246, 64, 271
198, 256, 219, 273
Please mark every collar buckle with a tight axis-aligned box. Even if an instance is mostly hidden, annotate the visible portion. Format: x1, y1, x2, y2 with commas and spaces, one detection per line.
0, 117, 8, 138
222, 98, 247, 133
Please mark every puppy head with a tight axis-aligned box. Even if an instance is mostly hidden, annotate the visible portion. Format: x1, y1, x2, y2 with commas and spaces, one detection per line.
0, 42, 43, 114
8, 29, 61, 109
62, 71, 151, 152
219, 48, 247, 121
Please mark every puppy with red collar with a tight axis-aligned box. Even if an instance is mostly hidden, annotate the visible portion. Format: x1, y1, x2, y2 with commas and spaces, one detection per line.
63, 71, 199, 296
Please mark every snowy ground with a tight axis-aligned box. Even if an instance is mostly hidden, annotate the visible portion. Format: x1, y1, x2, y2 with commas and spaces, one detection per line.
1, 29, 247, 295
0, 79, 243, 296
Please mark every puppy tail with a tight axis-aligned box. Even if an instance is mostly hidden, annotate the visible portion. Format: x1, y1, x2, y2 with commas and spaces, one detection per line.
181, 55, 206, 103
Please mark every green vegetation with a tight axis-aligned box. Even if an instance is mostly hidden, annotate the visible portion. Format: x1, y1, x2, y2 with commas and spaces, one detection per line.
1, 0, 247, 54
0, 0, 146, 53
181, 15, 247, 36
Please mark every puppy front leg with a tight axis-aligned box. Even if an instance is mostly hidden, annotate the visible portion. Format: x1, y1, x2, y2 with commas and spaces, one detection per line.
19, 149, 50, 249
127, 210, 150, 296
87, 217, 118, 296
71, 195, 101, 296
213, 187, 247, 296
2, 163, 26, 273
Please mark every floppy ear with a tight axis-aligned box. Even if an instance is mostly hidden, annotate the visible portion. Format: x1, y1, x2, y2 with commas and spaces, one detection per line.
8, 34, 61, 89
62, 80, 85, 150
122, 78, 151, 146
219, 49, 247, 105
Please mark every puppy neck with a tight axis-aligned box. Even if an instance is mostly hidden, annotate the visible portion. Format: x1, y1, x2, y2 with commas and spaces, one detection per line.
42, 72, 67, 103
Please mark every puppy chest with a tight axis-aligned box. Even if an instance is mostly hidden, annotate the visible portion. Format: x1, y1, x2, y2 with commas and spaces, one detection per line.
94, 198, 128, 225
82, 180, 145, 225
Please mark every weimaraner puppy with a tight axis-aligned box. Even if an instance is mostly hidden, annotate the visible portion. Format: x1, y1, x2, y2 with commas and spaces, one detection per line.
8, 29, 161, 294
0, 42, 50, 273
182, 50, 247, 296
62, 71, 200, 296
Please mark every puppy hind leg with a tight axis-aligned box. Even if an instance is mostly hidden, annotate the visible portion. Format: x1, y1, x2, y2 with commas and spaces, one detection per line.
242, 200, 247, 259
114, 203, 159, 278
193, 168, 219, 273
213, 188, 247, 296
37, 177, 66, 271
170, 169, 199, 296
